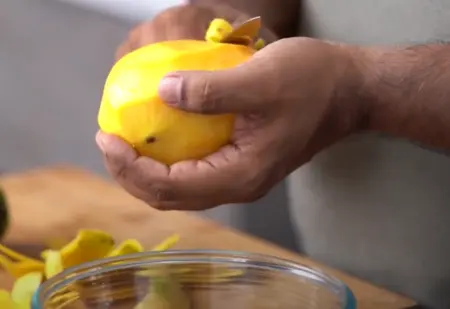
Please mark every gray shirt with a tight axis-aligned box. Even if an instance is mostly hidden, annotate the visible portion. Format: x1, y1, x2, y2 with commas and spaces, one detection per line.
288, 1, 450, 308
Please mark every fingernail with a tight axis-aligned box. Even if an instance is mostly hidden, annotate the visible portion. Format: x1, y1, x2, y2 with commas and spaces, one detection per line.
95, 132, 106, 153
159, 75, 182, 106
96, 132, 123, 155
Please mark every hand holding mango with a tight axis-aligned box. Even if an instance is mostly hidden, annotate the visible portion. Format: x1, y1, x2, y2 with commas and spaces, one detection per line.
96, 5, 363, 211
98, 17, 263, 165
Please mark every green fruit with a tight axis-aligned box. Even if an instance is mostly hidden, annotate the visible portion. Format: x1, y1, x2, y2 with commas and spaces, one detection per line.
0, 188, 9, 240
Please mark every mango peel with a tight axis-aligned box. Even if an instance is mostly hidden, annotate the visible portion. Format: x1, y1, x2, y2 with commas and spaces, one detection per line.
98, 18, 263, 165
0, 229, 180, 309
0, 230, 244, 309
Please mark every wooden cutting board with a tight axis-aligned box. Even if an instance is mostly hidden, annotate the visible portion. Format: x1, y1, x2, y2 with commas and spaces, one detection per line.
0, 165, 417, 309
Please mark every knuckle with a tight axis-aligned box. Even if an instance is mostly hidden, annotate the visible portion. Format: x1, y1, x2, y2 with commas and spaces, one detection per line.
199, 78, 212, 108
187, 75, 221, 114
149, 200, 186, 211
238, 178, 269, 203
148, 185, 176, 203
114, 44, 128, 61
104, 156, 129, 182
241, 187, 269, 204
239, 192, 264, 204
115, 164, 129, 181
119, 180, 154, 207
240, 168, 269, 201
117, 161, 178, 205
148, 201, 170, 211
129, 25, 143, 43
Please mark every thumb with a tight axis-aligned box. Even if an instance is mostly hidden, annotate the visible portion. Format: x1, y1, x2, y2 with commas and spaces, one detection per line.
158, 63, 266, 114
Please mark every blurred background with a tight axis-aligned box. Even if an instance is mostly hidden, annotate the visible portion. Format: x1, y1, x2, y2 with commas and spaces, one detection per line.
0, 0, 299, 252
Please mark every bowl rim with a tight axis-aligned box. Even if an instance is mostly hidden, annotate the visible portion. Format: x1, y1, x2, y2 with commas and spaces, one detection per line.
32, 249, 357, 309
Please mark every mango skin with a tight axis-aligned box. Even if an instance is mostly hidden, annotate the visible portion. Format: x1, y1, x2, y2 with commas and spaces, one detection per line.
98, 40, 254, 165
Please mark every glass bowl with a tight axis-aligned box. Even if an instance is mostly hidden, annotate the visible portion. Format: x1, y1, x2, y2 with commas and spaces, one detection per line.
32, 250, 356, 309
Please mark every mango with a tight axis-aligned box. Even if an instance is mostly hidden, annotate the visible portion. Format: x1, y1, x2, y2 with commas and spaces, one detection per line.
98, 39, 254, 165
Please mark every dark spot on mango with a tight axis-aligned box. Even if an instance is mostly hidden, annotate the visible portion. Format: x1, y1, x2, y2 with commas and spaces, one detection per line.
145, 136, 156, 144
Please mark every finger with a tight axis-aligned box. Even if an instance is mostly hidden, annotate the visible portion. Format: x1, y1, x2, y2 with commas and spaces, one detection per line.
115, 41, 132, 61
158, 58, 271, 114
115, 25, 146, 61
157, 143, 264, 202
101, 146, 240, 209
145, 199, 227, 211
96, 131, 138, 177
96, 133, 264, 207
96, 131, 180, 203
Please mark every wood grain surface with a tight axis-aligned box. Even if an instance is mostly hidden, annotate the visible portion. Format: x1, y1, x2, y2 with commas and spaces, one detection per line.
0, 165, 417, 309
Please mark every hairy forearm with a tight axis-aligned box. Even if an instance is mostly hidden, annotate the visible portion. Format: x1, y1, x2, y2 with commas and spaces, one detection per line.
190, 0, 300, 38
358, 44, 450, 150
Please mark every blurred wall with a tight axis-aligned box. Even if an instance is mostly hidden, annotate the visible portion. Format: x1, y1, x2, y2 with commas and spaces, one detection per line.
56, 0, 182, 21
0, 0, 299, 252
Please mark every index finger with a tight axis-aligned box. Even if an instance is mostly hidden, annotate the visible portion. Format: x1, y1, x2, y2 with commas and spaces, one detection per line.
96, 132, 171, 201
115, 41, 132, 62
132, 142, 260, 203
97, 132, 261, 206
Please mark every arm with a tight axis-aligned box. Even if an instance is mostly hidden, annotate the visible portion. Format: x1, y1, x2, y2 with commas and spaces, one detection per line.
358, 44, 450, 150
191, 0, 300, 39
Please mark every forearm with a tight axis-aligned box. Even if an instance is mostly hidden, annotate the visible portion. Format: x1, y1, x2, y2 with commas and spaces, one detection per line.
358, 44, 450, 150
190, 0, 300, 39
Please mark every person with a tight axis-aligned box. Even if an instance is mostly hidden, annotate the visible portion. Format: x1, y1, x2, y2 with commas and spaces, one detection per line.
95, 1, 450, 307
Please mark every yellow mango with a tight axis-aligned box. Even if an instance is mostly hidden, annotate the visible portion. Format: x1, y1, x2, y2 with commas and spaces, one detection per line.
205, 18, 233, 42
106, 239, 143, 257
10, 272, 42, 307
0, 255, 44, 279
98, 39, 254, 165
0, 244, 41, 264
151, 234, 180, 251
0, 290, 15, 309
55, 229, 115, 268
134, 275, 190, 309
45, 236, 70, 251
44, 250, 64, 279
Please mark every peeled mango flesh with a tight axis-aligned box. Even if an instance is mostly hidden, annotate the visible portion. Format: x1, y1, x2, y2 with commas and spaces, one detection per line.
135, 275, 190, 309
43, 250, 64, 279
98, 39, 254, 165
10, 272, 43, 307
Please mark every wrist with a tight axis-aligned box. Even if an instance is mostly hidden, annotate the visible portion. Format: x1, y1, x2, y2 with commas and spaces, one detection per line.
326, 44, 374, 137
350, 46, 408, 135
